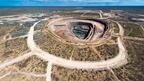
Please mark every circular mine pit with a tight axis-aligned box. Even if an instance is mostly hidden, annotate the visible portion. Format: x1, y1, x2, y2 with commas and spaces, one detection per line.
48, 17, 110, 46
70, 22, 93, 40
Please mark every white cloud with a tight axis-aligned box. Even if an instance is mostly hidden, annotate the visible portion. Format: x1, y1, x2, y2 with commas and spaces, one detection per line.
32, 0, 119, 2
33, 0, 49, 2
62, 0, 119, 2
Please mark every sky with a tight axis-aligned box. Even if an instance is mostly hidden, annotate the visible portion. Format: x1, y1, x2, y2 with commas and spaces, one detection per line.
0, 0, 144, 6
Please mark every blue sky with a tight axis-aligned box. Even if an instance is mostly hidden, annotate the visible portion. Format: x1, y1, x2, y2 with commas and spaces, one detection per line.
0, 0, 144, 6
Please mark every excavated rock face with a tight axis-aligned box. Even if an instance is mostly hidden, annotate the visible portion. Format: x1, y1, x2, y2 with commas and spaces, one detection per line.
48, 17, 111, 46
71, 22, 92, 39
